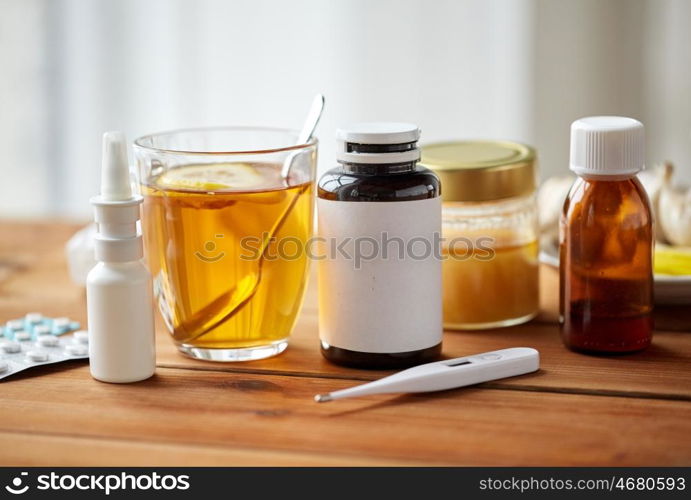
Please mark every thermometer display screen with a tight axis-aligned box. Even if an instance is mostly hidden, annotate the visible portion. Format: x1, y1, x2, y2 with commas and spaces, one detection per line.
446, 360, 472, 367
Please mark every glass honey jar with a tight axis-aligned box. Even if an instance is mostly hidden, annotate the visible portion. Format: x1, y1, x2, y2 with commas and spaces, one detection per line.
420, 141, 539, 330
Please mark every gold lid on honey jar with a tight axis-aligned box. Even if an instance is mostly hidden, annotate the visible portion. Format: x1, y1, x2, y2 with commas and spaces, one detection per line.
420, 140, 536, 202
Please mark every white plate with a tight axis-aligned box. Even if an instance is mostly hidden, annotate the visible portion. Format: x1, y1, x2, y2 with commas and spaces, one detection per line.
539, 240, 691, 305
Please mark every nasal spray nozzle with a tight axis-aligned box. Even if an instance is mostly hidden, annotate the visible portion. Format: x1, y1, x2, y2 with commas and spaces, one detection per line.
86, 131, 156, 383
92, 132, 142, 246
101, 131, 131, 200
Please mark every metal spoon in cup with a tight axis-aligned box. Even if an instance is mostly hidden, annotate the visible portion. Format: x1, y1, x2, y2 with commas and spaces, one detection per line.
281, 94, 325, 180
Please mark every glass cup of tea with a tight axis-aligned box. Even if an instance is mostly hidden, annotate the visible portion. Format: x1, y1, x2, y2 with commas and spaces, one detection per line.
134, 127, 317, 361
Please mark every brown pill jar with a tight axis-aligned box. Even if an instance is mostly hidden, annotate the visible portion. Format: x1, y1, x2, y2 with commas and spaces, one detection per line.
317, 123, 443, 369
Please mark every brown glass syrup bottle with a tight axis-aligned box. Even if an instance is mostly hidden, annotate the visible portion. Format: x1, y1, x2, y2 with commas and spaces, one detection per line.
317, 123, 442, 369
560, 117, 653, 354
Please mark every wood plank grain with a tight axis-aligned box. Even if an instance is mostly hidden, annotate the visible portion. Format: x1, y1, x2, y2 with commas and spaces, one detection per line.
0, 431, 419, 466
0, 365, 689, 466
0, 222, 86, 322
156, 313, 691, 400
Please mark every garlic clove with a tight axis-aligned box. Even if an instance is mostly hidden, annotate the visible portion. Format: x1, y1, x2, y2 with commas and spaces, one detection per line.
537, 176, 574, 235
658, 162, 691, 247
638, 163, 669, 243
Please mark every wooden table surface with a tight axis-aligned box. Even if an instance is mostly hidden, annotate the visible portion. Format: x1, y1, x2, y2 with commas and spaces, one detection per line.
0, 221, 689, 466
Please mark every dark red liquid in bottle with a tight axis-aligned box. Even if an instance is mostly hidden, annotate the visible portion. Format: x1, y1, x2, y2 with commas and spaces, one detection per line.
560, 177, 653, 354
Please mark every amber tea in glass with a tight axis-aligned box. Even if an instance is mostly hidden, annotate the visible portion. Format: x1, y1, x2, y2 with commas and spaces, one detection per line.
135, 128, 316, 361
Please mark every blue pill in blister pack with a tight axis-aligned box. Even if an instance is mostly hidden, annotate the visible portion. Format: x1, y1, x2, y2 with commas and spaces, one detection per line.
1, 313, 81, 342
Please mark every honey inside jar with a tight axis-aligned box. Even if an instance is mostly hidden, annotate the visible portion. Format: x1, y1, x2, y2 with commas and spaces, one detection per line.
441, 200, 539, 329
421, 140, 540, 330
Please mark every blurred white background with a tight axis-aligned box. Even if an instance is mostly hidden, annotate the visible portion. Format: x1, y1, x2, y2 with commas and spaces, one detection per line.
1, 0, 690, 218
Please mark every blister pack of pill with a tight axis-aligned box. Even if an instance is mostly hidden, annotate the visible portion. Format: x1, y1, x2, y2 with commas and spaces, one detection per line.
0, 313, 88, 381
1, 313, 81, 341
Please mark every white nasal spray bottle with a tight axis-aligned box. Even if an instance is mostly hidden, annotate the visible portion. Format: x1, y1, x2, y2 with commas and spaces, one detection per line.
86, 131, 156, 383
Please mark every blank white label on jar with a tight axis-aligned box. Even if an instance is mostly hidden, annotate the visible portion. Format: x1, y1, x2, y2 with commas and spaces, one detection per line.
317, 197, 443, 353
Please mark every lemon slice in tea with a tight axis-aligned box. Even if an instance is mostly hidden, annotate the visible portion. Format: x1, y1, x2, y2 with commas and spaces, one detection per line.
156, 163, 265, 191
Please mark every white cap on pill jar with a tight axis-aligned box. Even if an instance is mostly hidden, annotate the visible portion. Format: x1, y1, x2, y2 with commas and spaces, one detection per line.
336, 122, 421, 165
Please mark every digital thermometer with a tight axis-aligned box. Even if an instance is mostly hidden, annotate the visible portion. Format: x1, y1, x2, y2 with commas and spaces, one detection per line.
315, 347, 539, 402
